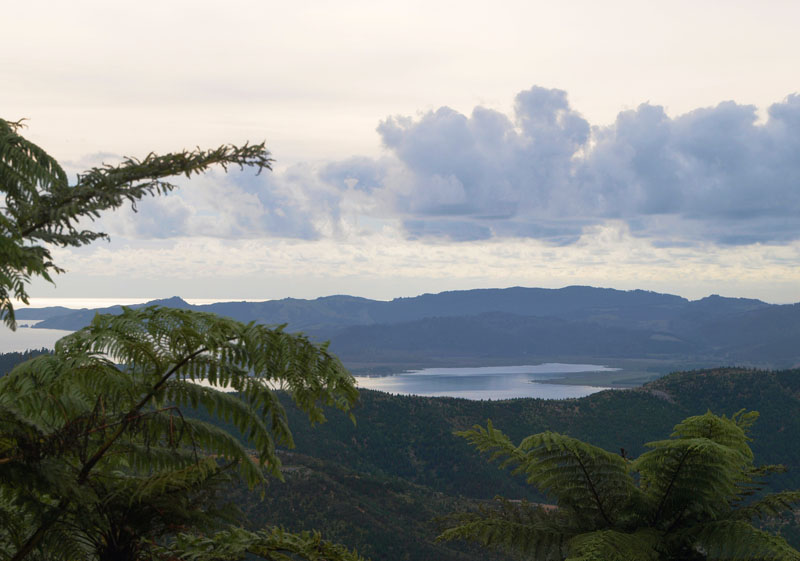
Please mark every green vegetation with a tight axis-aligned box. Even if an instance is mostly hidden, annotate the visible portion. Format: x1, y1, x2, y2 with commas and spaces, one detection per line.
0, 120, 365, 560
4, 344, 800, 560
0, 348, 48, 376
0, 308, 362, 560
267, 370, 800, 501
184, 368, 800, 559
0, 117, 271, 328
5, 117, 800, 561
242, 451, 512, 561
440, 411, 800, 560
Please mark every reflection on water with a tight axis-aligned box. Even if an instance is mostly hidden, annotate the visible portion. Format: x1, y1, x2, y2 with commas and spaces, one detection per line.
0, 328, 619, 402
0, 324, 74, 353
354, 364, 619, 401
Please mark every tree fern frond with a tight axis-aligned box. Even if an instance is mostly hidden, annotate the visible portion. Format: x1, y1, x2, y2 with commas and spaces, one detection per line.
166, 526, 367, 561
636, 435, 751, 526
732, 491, 800, 521
177, 417, 270, 484
2, 121, 368, 560
455, 420, 521, 466
438, 498, 569, 560
457, 423, 636, 527
164, 379, 287, 463
448, 410, 800, 561
0, 119, 67, 207
565, 528, 661, 561
0, 305, 359, 559
104, 457, 223, 505
669, 410, 755, 460
688, 520, 800, 560
1, 118, 272, 327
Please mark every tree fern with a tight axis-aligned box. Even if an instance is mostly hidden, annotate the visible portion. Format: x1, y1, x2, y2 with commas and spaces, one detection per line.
565, 528, 661, 561
1, 118, 273, 328
456, 421, 637, 530
1, 119, 365, 560
442, 411, 800, 560
686, 520, 800, 560
438, 498, 570, 560
164, 526, 368, 561
0, 306, 360, 560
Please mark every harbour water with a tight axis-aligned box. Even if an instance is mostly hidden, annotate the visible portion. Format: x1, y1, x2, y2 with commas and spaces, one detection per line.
354, 364, 619, 400
1, 306, 619, 402
0, 322, 74, 353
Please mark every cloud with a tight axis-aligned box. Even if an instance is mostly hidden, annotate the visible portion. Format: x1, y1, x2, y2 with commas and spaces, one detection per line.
582, 94, 800, 244
93, 86, 800, 247
369, 87, 800, 245
101, 165, 331, 241
375, 87, 590, 228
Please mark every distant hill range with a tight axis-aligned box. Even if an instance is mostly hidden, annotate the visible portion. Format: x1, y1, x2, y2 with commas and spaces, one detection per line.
17, 286, 800, 369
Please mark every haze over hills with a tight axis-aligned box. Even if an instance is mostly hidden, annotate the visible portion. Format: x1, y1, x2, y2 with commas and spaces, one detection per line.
17, 286, 800, 370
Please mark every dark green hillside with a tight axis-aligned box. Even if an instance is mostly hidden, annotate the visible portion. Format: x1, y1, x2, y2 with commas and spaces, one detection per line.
244, 368, 799, 557
241, 452, 512, 561
4, 350, 800, 556
0, 349, 48, 376
4, 345, 798, 487
646, 368, 800, 488
278, 368, 800, 498
168, 365, 800, 504
277, 388, 677, 499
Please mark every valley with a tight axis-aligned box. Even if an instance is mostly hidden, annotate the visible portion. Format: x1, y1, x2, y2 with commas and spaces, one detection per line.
6, 287, 800, 559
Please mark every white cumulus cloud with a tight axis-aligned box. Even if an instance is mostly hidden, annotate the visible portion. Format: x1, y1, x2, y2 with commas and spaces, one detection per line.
87, 86, 800, 248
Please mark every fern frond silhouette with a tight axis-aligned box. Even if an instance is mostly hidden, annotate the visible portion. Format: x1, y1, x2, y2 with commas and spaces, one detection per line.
440, 411, 800, 560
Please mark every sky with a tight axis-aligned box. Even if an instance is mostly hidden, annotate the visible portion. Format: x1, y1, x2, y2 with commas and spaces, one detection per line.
4, 0, 800, 305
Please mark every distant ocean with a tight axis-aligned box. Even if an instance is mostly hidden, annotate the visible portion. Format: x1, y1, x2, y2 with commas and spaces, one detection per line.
1, 298, 247, 354
13, 297, 246, 310
0, 323, 73, 353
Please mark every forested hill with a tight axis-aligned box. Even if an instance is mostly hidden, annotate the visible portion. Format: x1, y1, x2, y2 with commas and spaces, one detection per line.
274, 367, 800, 499
18, 286, 800, 368
232, 366, 800, 555
4, 348, 800, 558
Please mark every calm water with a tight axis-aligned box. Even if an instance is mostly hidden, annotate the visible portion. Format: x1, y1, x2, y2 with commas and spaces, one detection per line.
3, 298, 246, 354
1, 323, 618, 402
354, 364, 619, 400
0, 322, 74, 353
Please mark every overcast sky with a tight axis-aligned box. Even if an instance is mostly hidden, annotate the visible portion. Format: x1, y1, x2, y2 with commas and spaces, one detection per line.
5, 0, 800, 304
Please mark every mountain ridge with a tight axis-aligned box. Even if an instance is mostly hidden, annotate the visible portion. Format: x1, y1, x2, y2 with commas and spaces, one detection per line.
18, 285, 800, 369
18, 285, 772, 328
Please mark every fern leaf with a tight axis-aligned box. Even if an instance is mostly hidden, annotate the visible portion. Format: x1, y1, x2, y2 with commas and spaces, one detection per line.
458, 423, 636, 527
688, 520, 800, 560
732, 491, 800, 521
438, 498, 569, 560
565, 528, 661, 561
